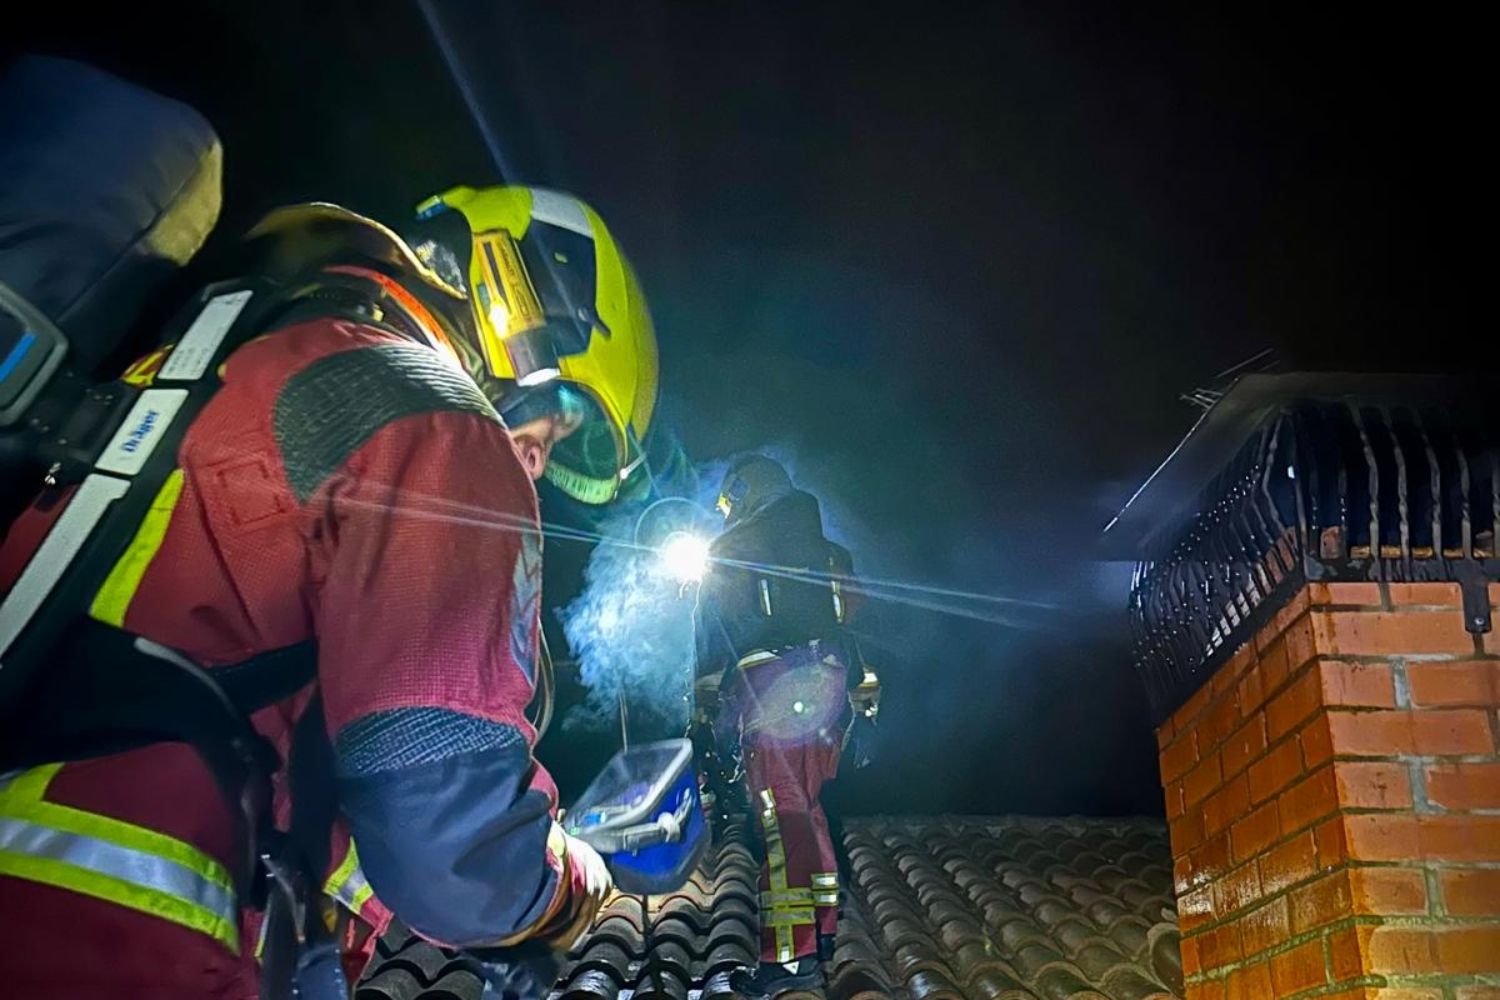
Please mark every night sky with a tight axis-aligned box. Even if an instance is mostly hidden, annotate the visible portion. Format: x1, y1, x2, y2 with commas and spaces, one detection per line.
6, 2, 1479, 817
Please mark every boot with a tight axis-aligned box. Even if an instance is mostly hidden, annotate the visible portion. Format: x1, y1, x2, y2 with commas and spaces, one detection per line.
728, 956, 825, 999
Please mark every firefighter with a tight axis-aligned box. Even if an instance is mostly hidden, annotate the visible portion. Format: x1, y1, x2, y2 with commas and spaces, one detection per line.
695, 455, 879, 998
0, 185, 658, 998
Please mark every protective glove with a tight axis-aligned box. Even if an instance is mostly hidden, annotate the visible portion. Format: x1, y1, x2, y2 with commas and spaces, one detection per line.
534, 832, 614, 952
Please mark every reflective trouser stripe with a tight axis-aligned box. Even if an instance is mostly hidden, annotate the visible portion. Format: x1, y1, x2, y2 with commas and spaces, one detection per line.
324, 842, 374, 915
757, 787, 802, 963
760, 889, 814, 907
0, 765, 239, 953
811, 872, 838, 889
813, 890, 839, 906
763, 907, 816, 927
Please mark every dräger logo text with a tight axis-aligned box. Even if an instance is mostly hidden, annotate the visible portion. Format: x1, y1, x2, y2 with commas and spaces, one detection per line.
119, 410, 162, 454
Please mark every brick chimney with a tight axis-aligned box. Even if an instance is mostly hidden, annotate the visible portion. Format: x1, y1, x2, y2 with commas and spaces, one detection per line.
1106, 375, 1500, 999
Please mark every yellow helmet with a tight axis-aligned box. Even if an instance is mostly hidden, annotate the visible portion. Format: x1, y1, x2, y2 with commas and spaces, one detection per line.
412, 185, 660, 504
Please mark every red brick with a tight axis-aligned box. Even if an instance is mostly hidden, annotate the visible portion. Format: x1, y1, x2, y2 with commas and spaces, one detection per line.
1184, 753, 1223, 807
1236, 896, 1289, 957
1188, 833, 1232, 887
1171, 810, 1205, 857
1327, 923, 1372, 981
1366, 926, 1439, 974
1173, 855, 1193, 896
1314, 817, 1348, 868
1347, 866, 1428, 914
1248, 738, 1304, 804
1419, 814, 1500, 862
1434, 925, 1500, 974
1326, 709, 1415, 756
1301, 713, 1335, 767
1278, 765, 1340, 834
1193, 977, 1227, 1000
1174, 682, 1216, 734
1212, 860, 1262, 918
1178, 932, 1201, 977
1344, 813, 1421, 862
1319, 660, 1396, 707
1259, 633, 1293, 697
1259, 831, 1318, 896
1161, 729, 1199, 783
1237, 666, 1268, 717
1197, 921, 1242, 969
1310, 581, 1385, 607
1178, 886, 1215, 930
1223, 642, 1258, 682
1283, 615, 1319, 675
1387, 581, 1462, 606
1230, 802, 1280, 863
1407, 660, 1500, 707
1439, 868, 1500, 916
1333, 760, 1412, 810
1410, 708, 1494, 755
1201, 695, 1243, 754
1426, 761, 1500, 810
1204, 774, 1251, 838
1311, 609, 1476, 656
1288, 868, 1353, 932
1267, 669, 1324, 741
1156, 718, 1175, 751
1270, 937, 1328, 996
1223, 959, 1271, 1000
1211, 660, 1240, 701
1221, 714, 1269, 779
1165, 781, 1186, 820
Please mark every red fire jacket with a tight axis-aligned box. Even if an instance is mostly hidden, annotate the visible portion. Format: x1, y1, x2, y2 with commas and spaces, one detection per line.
0, 313, 582, 996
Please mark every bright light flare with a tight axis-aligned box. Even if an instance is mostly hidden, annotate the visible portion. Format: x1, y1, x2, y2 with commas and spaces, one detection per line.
660, 531, 710, 583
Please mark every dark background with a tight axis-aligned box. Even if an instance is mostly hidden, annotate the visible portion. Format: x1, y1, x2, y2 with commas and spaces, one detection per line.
6, 1, 1481, 817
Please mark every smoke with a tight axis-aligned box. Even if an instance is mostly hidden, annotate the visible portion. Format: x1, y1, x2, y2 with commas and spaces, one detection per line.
558, 507, 697, 737
556, 459, 731, 738
554, 444, 1073, 740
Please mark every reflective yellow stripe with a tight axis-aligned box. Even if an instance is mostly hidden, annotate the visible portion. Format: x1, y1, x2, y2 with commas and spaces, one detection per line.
813, 890, 840, 906
764, 907, 816, 927
760, 888, 814, 907
757, 787, 795, 961
324, 841, 374, 915
89, 469, 185, 627
811, 872, 838, 888
0, 764, 239, 953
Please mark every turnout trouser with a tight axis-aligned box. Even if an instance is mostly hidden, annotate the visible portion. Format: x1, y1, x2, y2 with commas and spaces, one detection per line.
724, 642, 848, 964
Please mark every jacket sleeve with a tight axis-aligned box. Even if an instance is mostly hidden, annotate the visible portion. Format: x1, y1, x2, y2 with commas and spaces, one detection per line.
281, 343, 575, 947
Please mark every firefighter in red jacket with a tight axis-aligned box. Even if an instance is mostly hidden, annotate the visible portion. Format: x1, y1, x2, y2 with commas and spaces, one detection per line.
0, 185, 658, 997
695, 455, 880, 998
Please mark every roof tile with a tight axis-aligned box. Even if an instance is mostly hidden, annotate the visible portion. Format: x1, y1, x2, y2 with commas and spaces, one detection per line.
359, 815, 1183, 1000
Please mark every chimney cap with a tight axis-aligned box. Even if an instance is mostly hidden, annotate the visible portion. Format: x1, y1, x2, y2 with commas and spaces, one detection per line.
1101, 371, 1496, 559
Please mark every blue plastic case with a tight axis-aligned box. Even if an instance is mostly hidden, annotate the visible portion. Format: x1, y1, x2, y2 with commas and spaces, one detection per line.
564, 739, 708, 894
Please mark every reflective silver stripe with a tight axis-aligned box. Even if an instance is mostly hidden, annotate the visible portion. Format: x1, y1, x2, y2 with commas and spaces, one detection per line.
158, 290, 254, 381
332, 864, 372, 912
529, 190, 593, 237
0, 815, 236, 920
811, 872, 839, 888
94, 388, 189, 476
0, 474, 130, 663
